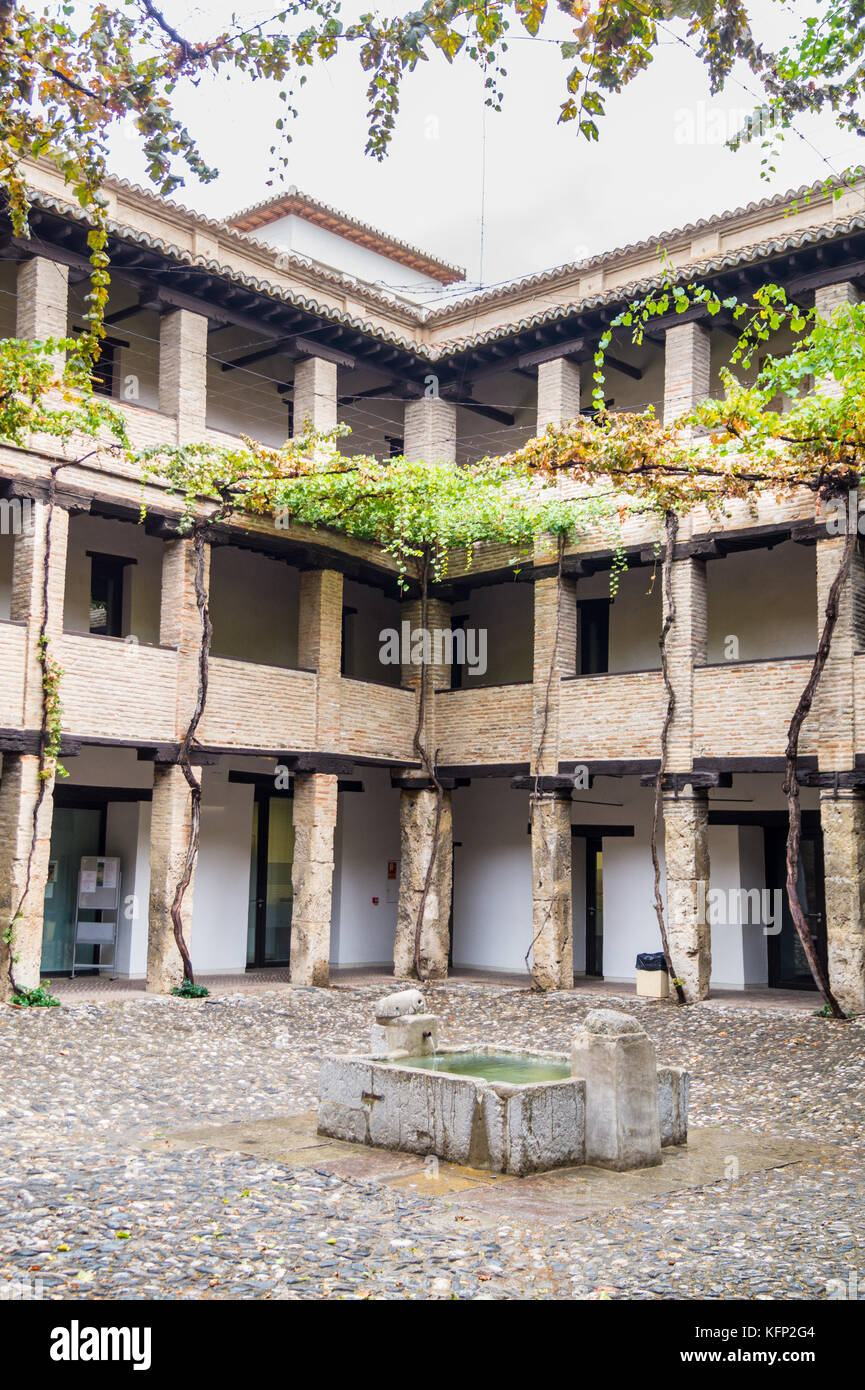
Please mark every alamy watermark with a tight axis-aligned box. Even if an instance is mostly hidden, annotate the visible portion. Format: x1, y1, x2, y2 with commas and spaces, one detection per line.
0, 495, 40, 536
379, 622, 488, 678
697, 882, 782, 934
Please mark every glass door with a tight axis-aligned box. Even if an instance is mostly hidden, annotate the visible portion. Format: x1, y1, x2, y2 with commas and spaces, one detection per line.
247, 794, 294, 967
41, 807, 104, 973
765, 825, 826, 990
585, 836, 604, 977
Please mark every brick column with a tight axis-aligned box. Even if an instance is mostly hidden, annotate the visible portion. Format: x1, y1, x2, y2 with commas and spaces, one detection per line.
536, 357, 581, 433
299, 568, 343, 748
404, 397, 457, 463
664, 788, 711, 1001
394, 786, 453, 980
665, 554, 707, 772
159, 308, 208, 443
0, 755, 55, 999
820, 790, 865, 1015
159, 537, 210, 737
815, 281, 861, 324
290, 772, 338, 986
664, 321, 710, 425
147, 762, 195, 992
532, 562, 577, 774
292, 356, 338, 434
529, 549, 577, 988
530, 790, 574, 990
394, 591, 453, 978
815, 533, 865, 1012
816, 537, 864, 771
11, 501, 70, 727
16, 256, 69, 345
146, 537, 209, 991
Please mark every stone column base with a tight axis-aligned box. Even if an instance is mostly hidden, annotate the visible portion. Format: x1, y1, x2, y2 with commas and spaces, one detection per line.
290, 772, 338, 987
394, 788, 452, 980
0, 754, 55, 1000
663, 788, 711, 1002
147, 763, 196, 994
530, 792, 573, 990
821, 790, 865, 1015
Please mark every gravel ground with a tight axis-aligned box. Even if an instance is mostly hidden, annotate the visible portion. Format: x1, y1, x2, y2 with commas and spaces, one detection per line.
1, 984, 863, 1301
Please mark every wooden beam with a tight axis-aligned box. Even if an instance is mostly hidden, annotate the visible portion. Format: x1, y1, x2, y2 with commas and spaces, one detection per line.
517, 336, 588, 369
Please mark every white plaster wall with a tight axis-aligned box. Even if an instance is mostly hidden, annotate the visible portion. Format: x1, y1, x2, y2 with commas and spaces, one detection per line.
0, 531, 13, 619
64, 513, 163, 645
451, 779, 533, 972
106, 800, 151, 978
573, 777, 660, 982
209, 547, 300, 668
452, 581, 534, 686
331, 767, 400, 966
706, 542, 816, 662
191, 766, 255, 973
577, 567, 663, 672
343, 579, 402, 686
257, 214, 442, 296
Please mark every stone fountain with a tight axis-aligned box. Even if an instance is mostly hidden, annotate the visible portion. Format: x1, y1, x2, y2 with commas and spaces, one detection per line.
317, 993, 689, 1177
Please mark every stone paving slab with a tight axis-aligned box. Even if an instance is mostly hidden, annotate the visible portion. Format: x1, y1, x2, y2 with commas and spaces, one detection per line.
2, 985, 861, 1299
161, 1111, 833, 1229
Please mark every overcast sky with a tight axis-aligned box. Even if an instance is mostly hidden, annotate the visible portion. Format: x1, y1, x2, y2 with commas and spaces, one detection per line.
106, 2, 865, 299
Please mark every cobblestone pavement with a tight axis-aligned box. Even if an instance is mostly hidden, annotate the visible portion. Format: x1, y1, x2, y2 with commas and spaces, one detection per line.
1, 984, 863, 1300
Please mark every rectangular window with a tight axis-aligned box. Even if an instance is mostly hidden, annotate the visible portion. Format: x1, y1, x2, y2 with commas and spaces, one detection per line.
578, 598, 610, 675
87, 552, 133, 637
341, 605, 358, 677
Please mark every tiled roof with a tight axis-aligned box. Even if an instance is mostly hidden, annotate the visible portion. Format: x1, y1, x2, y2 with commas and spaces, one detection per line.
227, 186, 465, 285
21, 169, 865, 360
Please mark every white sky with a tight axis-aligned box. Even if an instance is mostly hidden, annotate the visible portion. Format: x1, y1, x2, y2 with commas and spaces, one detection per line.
105, 1, 865, 299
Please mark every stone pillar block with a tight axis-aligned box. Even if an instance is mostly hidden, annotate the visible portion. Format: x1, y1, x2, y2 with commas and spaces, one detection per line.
663, 789, 711, 1001
570, 1009, 662, 1170
147, 762, 195, 993
530, 791, 573, 990
0, 754, 55, 999
394, 787, 453, 980
536, 357, 581, 433
290, 772, 338, 986
820, 790, 865, 1015
369, 1014, 439, 1057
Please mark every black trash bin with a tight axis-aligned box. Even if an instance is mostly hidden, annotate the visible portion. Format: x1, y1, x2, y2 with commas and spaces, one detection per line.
635, 951, 667, 972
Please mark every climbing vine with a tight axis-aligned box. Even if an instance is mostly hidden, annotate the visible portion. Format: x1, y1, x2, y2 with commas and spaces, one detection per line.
501, 285, 865, 1016
0, 338, 126, 999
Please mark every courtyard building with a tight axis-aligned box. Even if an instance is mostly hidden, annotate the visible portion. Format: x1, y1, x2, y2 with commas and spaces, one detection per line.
2, 163, 865, 1009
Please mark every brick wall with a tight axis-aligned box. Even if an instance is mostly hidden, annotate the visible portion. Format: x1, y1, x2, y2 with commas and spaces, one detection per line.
559, 672, 667, 761
435, 684, 533, 764
693, 659, 817, 757
338, 678, 416, 762
56, 634, 178, 741
201, 658, 317, 748
0, 622, 26, 724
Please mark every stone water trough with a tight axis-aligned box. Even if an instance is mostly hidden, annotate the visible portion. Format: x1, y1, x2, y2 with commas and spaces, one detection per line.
317, 991, 689, 1178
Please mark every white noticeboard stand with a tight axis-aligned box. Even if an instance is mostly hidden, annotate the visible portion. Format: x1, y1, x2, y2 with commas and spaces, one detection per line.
71, 856, 121, 978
